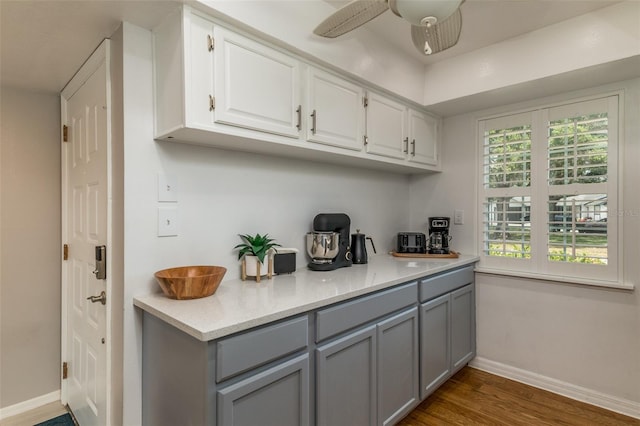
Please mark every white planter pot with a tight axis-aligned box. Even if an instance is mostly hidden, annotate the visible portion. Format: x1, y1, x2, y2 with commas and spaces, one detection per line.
244, 255, 267, 277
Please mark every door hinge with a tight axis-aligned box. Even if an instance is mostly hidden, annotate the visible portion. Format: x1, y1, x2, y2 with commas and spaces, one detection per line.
62, 125, 69, 142
363, 97, 368, 108
62, 362, 68, 379
363, 135, 369, 145
209, 95, 215, 111
207, 34, 214, 52
63, 244, 69, 261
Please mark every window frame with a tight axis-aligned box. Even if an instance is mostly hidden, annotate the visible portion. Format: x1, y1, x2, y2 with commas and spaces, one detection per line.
476, 93, 624, 288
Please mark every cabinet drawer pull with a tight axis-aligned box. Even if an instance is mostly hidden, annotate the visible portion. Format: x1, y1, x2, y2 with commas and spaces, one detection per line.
310, 109, 317, 134
296, 105, 301, 131
411, 139, 416, 156
403, 137, 409, 154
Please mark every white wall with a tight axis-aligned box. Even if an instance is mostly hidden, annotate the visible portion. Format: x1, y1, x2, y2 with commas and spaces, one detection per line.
119, 23, 412, 425
411, 78, 640, 415
0, 87, 61, 408
422, 1, 640, 106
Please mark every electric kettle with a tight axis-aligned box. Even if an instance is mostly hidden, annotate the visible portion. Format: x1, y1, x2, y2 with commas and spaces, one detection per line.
350, 229, 377, 264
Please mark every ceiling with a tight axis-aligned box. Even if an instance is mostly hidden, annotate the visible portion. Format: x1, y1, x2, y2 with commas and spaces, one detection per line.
0, 0, 621, 94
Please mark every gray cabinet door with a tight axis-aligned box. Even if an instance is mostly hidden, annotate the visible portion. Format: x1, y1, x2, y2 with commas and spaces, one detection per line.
451, 284, 476, 372
419, 293, 451, 400
316, 325, 377, 426
217, 354, 310, 426
377, 307, 419, 426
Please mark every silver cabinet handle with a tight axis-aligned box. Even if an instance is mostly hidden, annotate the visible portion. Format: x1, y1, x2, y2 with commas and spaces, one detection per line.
411, 139, 416, 156
296, 105, 301, 131
87, 291, 107, 305
403, 137, 409, 153
310, 109, 317, 134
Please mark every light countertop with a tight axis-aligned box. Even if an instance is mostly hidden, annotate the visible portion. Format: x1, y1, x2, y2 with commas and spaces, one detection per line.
133, 253, 479, 342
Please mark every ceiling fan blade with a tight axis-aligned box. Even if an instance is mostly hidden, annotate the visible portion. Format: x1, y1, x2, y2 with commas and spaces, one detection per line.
314, 0, 389, 38
411, 7, 462, 55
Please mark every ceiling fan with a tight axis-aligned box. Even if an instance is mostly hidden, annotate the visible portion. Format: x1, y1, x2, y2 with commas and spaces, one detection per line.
314, 0, 464, 55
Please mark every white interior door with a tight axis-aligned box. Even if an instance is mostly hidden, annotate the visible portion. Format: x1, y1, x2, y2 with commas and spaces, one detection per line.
61, 41, 110, 426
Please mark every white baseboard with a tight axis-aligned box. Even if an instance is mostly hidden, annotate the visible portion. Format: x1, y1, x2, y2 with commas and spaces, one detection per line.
0, 390, 61, 421
470, 357, 640, 420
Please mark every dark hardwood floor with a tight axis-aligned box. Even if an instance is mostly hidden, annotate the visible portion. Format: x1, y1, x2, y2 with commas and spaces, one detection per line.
398, 367, 640, 426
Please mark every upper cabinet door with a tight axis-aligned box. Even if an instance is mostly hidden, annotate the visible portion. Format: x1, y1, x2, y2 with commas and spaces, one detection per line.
365, 92, 407, 160
408, 109, 439, 166
213, 26, 301, 138
305, 67, 364, 151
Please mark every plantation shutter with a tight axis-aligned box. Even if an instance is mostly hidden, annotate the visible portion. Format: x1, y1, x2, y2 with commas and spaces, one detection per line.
478, 95, 620, 285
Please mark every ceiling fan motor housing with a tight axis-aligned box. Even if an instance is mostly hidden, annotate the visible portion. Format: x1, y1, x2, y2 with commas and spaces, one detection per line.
389, 0, 462, 26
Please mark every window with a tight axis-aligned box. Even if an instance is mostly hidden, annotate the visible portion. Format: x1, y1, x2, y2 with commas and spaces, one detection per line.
478, 96, 620, 285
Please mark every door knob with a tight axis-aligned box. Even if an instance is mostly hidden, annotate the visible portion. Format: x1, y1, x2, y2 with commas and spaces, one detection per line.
87, 291, 107, 305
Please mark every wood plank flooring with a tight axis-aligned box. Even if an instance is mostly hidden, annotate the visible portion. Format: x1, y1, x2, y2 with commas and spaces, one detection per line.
398, 367, 640, 426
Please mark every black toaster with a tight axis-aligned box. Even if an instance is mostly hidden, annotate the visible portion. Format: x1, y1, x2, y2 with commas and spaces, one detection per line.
397, 232, 427, 254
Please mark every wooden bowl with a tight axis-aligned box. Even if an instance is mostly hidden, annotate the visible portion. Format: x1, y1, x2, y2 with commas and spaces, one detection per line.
154, 266, 227, 300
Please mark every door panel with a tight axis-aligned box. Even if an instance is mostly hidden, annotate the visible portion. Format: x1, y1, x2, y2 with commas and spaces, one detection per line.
420, 293, 451, 399
214, 26, 301, 138
408, 109, 438, 166
377, 308, 419, 426
316, 325, 377, 426
451, 284, 476, 372
365, 92, 406, 159
306, 67, 364, 150
63, 52, 109, 426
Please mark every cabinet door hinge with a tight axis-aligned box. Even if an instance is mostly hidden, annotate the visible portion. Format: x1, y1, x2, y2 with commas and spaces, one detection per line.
62, 362, 68, 379
62, 125, 69, 142
207, 34, 214, 52
363, 97, 368, 108
209, 95, 215, 111
363, 135, 369, 145
63, 244, 69, 261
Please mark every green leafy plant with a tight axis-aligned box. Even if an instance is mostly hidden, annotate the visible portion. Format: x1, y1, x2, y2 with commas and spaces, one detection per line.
234, 233, 280, 264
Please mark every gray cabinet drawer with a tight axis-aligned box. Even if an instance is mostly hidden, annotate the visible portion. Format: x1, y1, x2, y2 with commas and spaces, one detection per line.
419, 266, 474, 303
216, 316, 308, 382
316, 282, 417, 342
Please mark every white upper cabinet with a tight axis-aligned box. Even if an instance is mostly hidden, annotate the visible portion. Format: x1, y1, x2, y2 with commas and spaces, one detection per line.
153, 6, 441, 174
364, 92, 440, 167
213, 27, 301, 138
305, 67, 364, 151
408, 109, 439, 166
365, 92, 407, 160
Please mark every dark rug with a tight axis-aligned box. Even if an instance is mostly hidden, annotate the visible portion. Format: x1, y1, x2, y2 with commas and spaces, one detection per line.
34, 412, 75, 426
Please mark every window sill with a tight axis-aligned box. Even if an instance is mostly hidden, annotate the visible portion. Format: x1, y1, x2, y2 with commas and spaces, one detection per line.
474, 267, 634, 291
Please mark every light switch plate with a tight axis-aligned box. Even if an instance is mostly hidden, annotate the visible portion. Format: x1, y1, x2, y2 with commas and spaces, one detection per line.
158, 206, 179, 237
454, 209, 464, 225
158, 174, 178, 202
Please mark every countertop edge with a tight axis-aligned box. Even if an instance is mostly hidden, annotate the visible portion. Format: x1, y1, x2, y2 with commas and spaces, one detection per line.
135, 255, 479, 341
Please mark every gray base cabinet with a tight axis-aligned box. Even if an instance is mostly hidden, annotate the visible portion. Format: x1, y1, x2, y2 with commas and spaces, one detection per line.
451, 284, 476, 371
217, 354, 310, 426
377, 308, 420, 426
315, 306, 420, 426
142, 264, 475, 426
316, 325, 377, 426
419, 266, 476, 400
419, 293, 451, 399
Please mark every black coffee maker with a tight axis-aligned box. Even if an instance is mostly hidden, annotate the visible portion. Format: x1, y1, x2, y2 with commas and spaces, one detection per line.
428, 217, 451, 254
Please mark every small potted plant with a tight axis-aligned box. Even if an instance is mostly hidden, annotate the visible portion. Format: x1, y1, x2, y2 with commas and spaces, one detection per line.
234, 233, 280, 281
